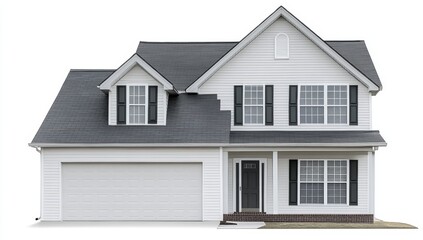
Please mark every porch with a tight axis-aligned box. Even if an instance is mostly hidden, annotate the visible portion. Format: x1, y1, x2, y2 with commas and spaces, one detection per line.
221, 148, 376, 223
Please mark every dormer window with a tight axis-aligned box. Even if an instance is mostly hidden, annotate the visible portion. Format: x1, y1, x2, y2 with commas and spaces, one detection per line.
275, 33, 289, 59
128, 85, 147, 124
116, 84, 158, 125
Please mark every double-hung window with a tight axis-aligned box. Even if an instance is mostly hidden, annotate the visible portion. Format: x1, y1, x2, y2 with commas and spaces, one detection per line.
299, 85, 324, 124
299, 160, 348, 205
128, 85, 147, 124
327, 85, 348, 124
327, 160, 348, 204
244, 85, 264, 124
299, 85, 348, 124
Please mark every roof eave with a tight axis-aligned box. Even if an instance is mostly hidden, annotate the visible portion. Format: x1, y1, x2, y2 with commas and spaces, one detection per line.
29, 142, 387, 148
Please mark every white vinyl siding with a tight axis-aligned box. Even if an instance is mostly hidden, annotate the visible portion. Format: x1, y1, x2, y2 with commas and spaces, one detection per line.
40, 147, 222, 221
198, 17, 371, 130
278, 152, 371, 214
108, 65, 166, 125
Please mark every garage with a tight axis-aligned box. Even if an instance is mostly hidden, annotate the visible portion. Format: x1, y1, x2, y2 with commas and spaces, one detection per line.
61, 163, 202, 221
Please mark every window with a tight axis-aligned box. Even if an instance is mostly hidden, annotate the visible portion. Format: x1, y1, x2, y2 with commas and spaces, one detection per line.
327, 85, 348, 124
275, 33, 289, 59
244, 85, 264, 124
299, 161, 324, 204
299, 85, 348, 124
299, 85, 324, 124
128, 85, 146, 124
299, 160, 348, 205
327, 160, 347, 204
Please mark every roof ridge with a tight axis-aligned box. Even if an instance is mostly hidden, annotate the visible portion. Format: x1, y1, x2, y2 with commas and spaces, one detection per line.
325, 40, 365, 42
139, 41, 239, 44
70, 69, 115, 72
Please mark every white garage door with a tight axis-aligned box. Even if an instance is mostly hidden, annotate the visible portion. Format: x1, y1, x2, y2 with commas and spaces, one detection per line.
62, 163, 202, 221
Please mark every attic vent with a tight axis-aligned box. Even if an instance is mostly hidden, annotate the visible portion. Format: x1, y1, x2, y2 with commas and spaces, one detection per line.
275, 33, 289, 59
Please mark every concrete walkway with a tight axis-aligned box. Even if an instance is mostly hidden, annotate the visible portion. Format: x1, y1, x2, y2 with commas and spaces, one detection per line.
218, 222, 265, 229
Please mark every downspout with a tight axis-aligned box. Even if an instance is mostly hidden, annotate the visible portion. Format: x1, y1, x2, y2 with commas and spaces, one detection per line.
33, 146, 42, 221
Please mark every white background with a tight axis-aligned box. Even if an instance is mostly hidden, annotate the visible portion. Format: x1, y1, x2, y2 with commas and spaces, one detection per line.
1, 0, 422, 239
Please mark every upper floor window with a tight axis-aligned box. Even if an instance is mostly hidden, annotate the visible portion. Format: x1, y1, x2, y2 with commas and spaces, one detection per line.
234, 85, 273, 126
299, 85, 348, 124
299, 85, 324, 124
244, 85, 264, 124
116, 85, 158, 125
327, 85, 348, 124
128, 85, 146, 124
275, 33, 289, 59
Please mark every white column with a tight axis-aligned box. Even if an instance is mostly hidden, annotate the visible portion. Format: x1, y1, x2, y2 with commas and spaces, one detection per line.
369, 151, 376, 215
272, 151, 278, 214
222, 150, 229, 214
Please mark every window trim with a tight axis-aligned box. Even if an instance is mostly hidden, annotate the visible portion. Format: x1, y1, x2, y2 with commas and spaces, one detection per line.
243, 84, 266, 126
297, 159, 350, 206
298, 84, 350, 125
275, 33, 289, 59
126, 84, 149, 125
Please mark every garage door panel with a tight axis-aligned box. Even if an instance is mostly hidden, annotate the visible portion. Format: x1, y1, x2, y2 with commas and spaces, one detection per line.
62, 163, 202, 220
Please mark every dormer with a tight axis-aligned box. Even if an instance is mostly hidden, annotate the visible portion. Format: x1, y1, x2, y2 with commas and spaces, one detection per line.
99, 54, 178, 125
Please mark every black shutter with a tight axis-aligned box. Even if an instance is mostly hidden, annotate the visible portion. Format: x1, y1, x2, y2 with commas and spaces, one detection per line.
265, 85, 274, 125
117, 86, 126, 124
148, 86, 158, 124
350, 85, 358, 125
234, 86, 243, 125
350, 160, 358, 205
289, 85, 298, 125
289, 159, 298, 205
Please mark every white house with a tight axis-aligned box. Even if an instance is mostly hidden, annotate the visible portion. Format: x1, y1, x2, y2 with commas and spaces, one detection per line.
30, 6, 386, 223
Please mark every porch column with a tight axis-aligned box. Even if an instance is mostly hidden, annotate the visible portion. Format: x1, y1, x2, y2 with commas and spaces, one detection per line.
222, 150, 229, 214
272, 151, 278, 214
369, 150, 375, 215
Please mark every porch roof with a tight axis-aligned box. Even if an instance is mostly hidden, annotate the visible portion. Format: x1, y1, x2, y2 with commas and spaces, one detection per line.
229, 131, 386, 147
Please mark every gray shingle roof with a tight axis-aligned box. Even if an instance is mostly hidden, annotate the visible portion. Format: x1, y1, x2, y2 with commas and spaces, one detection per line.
31, 69, 385, 146
31, 70, 231, 144
230, 130, 386, 145
136, 42, 237, 90
136, 41, 381, 91
326, 41, 382, 88
31, 41, 384, 146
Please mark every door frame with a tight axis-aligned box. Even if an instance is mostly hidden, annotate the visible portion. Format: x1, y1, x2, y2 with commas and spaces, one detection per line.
233, 158, 267, 213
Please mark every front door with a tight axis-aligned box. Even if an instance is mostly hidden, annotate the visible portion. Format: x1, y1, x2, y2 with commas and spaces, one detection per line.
241, 161, 259, 212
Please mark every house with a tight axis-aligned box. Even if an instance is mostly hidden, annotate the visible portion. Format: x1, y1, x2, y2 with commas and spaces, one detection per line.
30, 6, 386, 223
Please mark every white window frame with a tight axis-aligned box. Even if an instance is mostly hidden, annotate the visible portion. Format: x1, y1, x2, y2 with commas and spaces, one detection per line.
126, 84, 148, 125
327, 85, 349, 124
243, 84, 265, 126
298, 84, 349, 125
275, 33, 289, 59
298, 159, 349, 206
